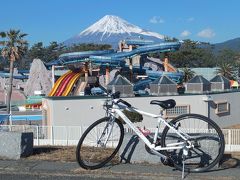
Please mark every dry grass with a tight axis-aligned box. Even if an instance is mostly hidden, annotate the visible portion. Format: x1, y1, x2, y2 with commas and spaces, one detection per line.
229, 152, 240, 159
27, 146, 77, 162
26, 146, 240, 170
223, 124, 240, 129
27, 146, 119, 163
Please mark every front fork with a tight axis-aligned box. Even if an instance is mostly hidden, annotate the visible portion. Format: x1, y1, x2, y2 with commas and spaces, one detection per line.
97, 116, 115, 147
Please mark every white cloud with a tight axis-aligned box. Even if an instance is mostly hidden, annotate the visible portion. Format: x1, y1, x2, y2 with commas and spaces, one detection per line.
180, 30, 191, 37
187, 17, 195, 22
149, 16, 165, 24
197, 28, 216, 38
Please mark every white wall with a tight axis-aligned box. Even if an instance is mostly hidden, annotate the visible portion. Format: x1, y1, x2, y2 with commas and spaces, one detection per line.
42, 91, 240, 128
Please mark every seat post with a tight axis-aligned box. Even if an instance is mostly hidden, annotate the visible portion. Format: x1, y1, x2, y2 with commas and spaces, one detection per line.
159, 108, 164, 116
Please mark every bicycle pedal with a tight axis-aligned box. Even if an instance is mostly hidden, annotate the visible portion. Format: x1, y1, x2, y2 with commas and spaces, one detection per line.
160, 157, 174, 167
160, 157, 169, 165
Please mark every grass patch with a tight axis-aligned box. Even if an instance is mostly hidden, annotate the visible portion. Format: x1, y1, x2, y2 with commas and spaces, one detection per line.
27, 146, 77, 162
27, 146, 120, 164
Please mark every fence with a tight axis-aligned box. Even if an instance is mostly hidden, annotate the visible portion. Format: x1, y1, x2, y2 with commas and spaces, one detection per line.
0, 125, 239, 152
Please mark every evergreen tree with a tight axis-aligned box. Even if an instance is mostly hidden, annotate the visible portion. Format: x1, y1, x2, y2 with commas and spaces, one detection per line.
181, 67, 196, 82
0, 30, 28, 124
169, 39, 216, 68
216, 63, 237, 80
27, 42, 45, 60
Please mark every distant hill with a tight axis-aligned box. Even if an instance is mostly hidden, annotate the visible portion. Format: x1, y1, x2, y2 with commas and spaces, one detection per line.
63, 15, 164, 48
213, 38, 240, 53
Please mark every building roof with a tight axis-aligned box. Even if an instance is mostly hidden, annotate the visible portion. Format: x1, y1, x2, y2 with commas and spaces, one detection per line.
190, 67, 217, 80
210, 75, 230, 84
108, 75, 132, 86
188, 75, 210, 84
151, 75, 177, 85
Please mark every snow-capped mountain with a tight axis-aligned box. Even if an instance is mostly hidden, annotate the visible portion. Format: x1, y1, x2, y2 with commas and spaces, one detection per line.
64, 15, 165, 48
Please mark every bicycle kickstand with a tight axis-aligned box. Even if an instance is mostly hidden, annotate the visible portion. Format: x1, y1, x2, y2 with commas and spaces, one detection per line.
181, 155, 185, 179
182, 146, 188, 179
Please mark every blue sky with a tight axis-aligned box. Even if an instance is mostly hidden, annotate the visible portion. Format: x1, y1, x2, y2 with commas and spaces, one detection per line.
1, 0, 240, 46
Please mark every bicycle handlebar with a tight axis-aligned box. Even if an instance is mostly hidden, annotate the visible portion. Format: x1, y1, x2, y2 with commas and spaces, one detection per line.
111, 91, 120, 99
116, 99, 132, 108
106, 91, 132, 108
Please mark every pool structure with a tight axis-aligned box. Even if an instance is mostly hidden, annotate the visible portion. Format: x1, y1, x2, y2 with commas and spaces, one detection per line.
10, 115, 42, 121
0, 114, 42, 123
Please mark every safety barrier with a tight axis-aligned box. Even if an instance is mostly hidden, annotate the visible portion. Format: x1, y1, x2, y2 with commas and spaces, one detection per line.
0, 125, 239, 152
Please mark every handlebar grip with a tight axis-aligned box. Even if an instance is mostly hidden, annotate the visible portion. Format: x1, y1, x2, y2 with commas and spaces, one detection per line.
118, 99, 132, 108
111, 91, 120, 99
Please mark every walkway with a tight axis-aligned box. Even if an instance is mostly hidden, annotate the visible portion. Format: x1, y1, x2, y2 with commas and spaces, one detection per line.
0, 158, 239, 180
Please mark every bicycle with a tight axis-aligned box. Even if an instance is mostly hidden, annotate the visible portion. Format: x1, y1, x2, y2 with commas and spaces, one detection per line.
76, 91, 225, 174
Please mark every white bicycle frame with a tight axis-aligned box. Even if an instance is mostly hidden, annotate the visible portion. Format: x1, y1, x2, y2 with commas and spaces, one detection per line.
108, 100, 193, 156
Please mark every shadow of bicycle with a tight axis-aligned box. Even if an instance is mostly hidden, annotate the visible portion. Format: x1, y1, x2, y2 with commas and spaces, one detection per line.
203, 154, 239, 173
220, 154, 239, 169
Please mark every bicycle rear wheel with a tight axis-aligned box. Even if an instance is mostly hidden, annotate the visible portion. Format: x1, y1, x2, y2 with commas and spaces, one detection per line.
161, 114, 225, 172
76, 117, 124, 169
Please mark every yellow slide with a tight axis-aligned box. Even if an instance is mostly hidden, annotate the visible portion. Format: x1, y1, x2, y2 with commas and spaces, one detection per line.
48, 70, 72, 96
61, 72, 83, 96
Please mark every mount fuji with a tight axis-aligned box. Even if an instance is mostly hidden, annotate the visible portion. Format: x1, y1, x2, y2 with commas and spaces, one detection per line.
64, 15, 165, 48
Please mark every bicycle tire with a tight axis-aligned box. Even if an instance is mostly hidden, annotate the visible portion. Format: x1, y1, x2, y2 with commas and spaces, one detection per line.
161, 114, 225, 173
76, 117, 124, 169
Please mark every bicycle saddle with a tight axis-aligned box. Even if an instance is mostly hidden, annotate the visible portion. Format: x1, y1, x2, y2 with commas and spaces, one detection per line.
150, 99, 176, 109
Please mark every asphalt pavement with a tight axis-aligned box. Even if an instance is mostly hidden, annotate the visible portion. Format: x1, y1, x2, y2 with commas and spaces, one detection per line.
0, 158, 239, 180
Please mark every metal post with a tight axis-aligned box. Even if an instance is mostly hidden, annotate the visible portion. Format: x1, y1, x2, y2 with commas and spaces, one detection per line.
51, 65, 55, 88
9, 105, 12, 126
51, 126, 54, 145
66, 126, 69, 146
84, 62, 89, 82
228, 129, 231, 152
129, 58, 133, 82
36, 125, 39, 146
4, 87, 7, 105
105, 66, 110, 85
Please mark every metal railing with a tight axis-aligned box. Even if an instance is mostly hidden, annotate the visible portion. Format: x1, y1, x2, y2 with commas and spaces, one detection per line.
0, 125, 239, 152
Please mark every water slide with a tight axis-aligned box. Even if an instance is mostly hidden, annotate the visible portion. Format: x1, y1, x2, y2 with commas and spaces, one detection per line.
57, 41, 183, 82
58, 50, 115, 65
145, 70, 184, 82
54, 72, 77, 96
58, 42, 180, 66
89, 42, 183, 81
61, 72, 82, 96
89, 42, 181, 66
48, 71, 72, 96
48, 71, 83, 96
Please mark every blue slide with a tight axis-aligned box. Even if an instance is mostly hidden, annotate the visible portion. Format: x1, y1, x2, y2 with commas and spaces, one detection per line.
89, 42, 181, 66
56, 41, 183, 83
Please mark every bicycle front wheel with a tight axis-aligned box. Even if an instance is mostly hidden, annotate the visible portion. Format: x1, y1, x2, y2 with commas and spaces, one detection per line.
161, 114, 225, 172
76, 117, 124, 169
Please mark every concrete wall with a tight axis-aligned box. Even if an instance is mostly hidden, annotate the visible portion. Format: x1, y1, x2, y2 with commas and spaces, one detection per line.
42, 96, 106, 127
42, 91, 240, 128
209, 92, 240, 128
0, 132, 33, 159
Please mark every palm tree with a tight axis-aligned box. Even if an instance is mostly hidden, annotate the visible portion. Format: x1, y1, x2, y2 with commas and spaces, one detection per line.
0, 29, 28, 124
181, 67, 195, 82
216, 63, 236, 80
